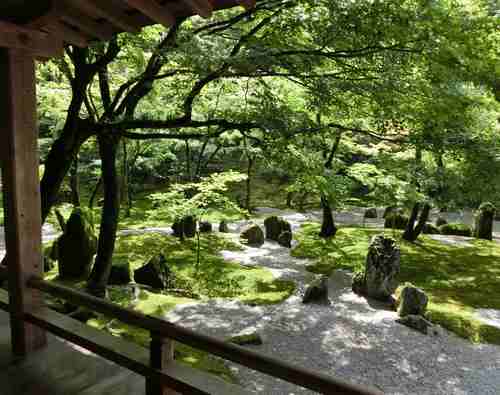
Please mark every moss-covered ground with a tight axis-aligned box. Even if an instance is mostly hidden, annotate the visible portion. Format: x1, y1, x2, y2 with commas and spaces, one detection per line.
292, 223, 500, 345
44, 231, 295, 382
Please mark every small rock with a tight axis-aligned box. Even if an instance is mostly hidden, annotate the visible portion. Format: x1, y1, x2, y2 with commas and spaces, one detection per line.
396, 314, 434, 335
199, 221, 213, 233
219, 220, 229, 233
364, 207, 378, 219
134, 254, 173, 290
240, 224, 265, 247
398, 284, 428, 317
228, 331, 263, 346
108, 261, 131, 285
277, 231, 292, 248
303, 276, 330, 305
352, 272, 366, 296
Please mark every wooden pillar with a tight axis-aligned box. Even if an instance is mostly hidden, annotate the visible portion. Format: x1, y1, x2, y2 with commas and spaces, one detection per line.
0, 47, 47, 357
147, 334, 179, 395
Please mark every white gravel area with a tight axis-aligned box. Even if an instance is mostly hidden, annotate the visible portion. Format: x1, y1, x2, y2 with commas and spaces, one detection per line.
164, 208, 500, 394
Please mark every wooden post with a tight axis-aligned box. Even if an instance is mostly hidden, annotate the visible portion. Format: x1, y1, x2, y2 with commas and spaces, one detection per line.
147, 333, 178, 395
0, 47, 47, 357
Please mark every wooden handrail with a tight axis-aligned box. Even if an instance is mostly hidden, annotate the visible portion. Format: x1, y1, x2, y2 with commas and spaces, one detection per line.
28, 277, 381, 395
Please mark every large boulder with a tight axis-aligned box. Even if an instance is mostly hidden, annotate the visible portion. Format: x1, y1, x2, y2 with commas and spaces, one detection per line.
353, 235, 400, 301
277, 231, 292, 248
398, 284, 428, 317
57, 208, 97, 279
108, 261, 131, 285
474, 202, 495, 240
264, 216, 291, 242
396, 315, 434, 335
134, 254, 173, 290
172, 215, 197, 238
302, 276, 329, 305
199, 221, 213, 233
364, 207, 378, 219
240, 224, 265, 247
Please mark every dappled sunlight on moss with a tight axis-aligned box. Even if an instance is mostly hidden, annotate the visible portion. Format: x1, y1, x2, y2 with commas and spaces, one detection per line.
293, 223, 500, 344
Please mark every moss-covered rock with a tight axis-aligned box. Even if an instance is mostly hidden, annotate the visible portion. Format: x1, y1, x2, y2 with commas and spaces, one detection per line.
240, 224, 264, 247
218, 220, 229, 233
109, 261, 131, 285
199, 221, 213, 233
384, 213, 409, 230
302, 275, 329, 304
398, 284, 428, 317
422, 223, 440, 235
277, 231, 292, 248
474, 202, 496, 240
57, 208, 97, 279
172, 216, 197, 238
364, 207, 378, 219
435, 217, 448, 227
228, 331, 263, 346
439, 223, 472, 237
264, 216, 291, 242
396, 314, 435, 335
134, 254, 173, 289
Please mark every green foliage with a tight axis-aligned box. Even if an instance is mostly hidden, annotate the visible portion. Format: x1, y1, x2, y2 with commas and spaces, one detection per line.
439, 223, 473, 237
384, 213, 409, 230
293, 224, 500, 344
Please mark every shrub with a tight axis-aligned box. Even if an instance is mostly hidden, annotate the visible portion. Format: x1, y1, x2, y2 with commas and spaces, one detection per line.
438, 223, 472, 237
384, 213, 408, 230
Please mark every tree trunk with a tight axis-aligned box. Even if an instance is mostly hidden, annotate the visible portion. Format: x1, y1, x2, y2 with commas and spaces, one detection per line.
286, 191, 293, 208
403, 203, 420, 241
87, 133, 121, 297
403, 202, 430, 242
413, 203, 431, 238
246, 155, 254, 212
185, 139, 192, 181
69, 154, 80, 207
88, 177, 102, 209
319, 196, 337, 238
121, 139, 132, 216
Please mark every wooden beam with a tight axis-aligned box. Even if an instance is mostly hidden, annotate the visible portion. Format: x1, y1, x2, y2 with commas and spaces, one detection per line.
66, 0, 142, 33
29, 12, 89, 48
0, 20, 63, 58
122, 0, 176, 28
183, 0, 213, 18
0, 48, 47, 357
147, 334, 179, 395
238, 0, 256, 10
56, 0, 116, 41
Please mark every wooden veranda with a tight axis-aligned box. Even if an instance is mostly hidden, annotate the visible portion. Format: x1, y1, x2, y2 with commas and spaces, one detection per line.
0, 1, 381, 394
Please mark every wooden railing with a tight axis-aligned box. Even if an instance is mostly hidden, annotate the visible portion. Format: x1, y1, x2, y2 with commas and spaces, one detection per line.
0, 270, 382, 395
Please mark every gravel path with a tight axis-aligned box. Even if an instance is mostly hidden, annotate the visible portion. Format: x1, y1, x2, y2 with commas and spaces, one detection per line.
164, 208, 500, 394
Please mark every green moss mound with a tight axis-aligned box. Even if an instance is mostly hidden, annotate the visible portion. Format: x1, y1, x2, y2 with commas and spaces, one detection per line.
292, 224, 500, 345
439, 223, 472, 237
384, 213, 409, 230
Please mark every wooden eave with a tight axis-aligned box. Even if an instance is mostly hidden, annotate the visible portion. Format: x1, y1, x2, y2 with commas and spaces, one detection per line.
0, 0, 256, 56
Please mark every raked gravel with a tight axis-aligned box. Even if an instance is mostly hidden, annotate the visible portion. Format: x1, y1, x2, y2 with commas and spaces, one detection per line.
165, 208, 500, 394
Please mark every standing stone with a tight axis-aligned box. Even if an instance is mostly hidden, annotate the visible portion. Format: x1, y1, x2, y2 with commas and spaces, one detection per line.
57, 208, 97, 279
474, 202, 496, 241
240, 224, 265, 247
398, 285, 428, 317
277, 231, 292, 248
264, 216, 292, 242
357, 235, 400, 301
396, 315, 434, 335
219, 220, 229, 233
108, 261, 131, 285
199, 221, 213, 233
134, 254, 173, 289
302, 276, 329, 304
172, 215, 197, 238
364, 207, 378, 219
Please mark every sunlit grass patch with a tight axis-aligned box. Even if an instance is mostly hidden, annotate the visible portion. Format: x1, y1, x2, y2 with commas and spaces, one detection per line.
292, 223, 500, 344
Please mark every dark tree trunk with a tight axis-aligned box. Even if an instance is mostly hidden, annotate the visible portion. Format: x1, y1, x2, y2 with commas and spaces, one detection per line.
403, 202, 430, 242
319, 196, 337, 238
88, 177, 102, 209
87, 133, 121, 297
286, 191, 293, 208
70, 154, 80, 207
185, 139, 192, 181
54, 209, 66, 232
246, 155, 254, 212
121, 140, 132, 216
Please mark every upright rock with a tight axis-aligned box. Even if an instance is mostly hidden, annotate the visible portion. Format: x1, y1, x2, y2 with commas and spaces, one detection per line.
303, 276, 329, 305
219, 220, 229, 233
108, 261, 131, 285
172, 215, 197, 238
398, 284, 428, 317
353, 235, 400, 301
134, 254, 173, 289
277, 231, 292, 248
57, 208, 97, 279
240, 224, 265, 247
474, 202, 495, 241
264, 216, 291, 242
199, 221, 213, 233
364, 207, 378, 219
